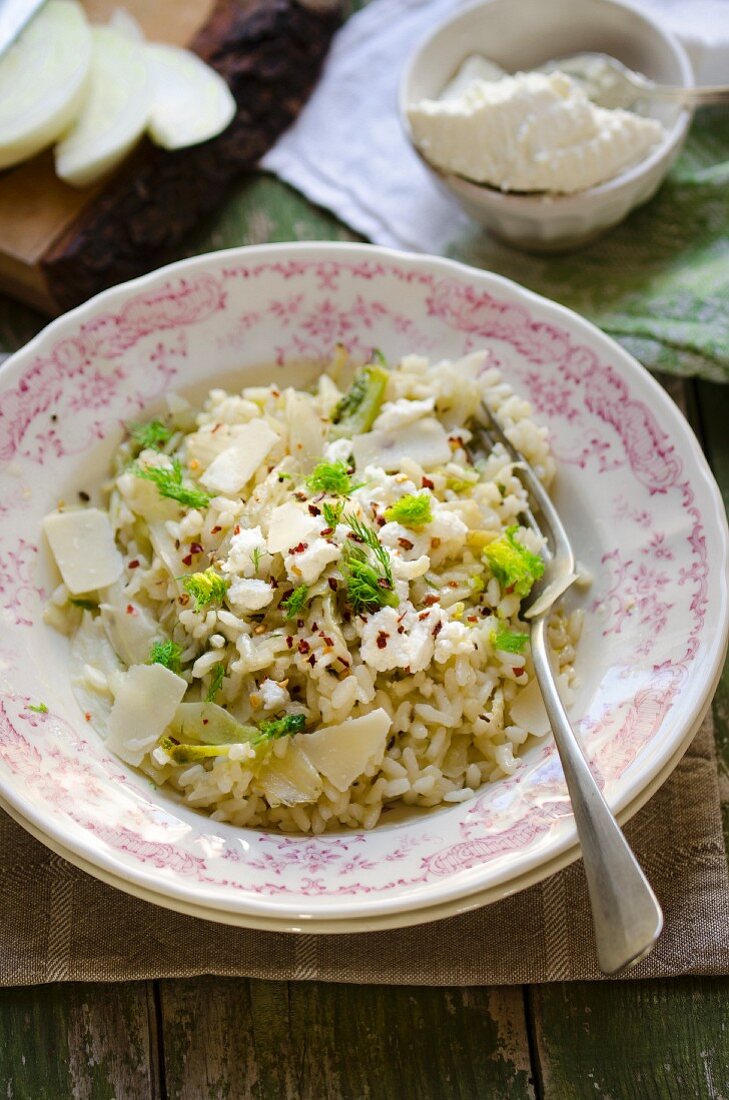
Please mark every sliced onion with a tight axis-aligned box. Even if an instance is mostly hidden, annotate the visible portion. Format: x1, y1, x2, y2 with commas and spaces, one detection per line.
146, 43, 236, 150
55, 25, 151, 188
0, 0, 91, 170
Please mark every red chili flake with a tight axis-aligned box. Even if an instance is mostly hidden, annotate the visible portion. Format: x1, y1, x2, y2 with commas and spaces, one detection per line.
347, 530, 362, 543
269, 577, 279, 589
179, 594, 190, 606
294, 491, 307, 502
174, 539, 181, 550
189, 542, 204, 555
298, 639, 311, 655
448, 580, 459, 588
397, 625, 405, 635
432, 621, 443, 638
211, 525, 222, 535
308, 504, 321, 517
202, 719, 209, 726
234, 525, 241, 536
128, 559, 140, 570
286, 636, 294, 649
376, 516, 386, 528
289, 541, 309, 554
211, 423, 222, 434
467, 615, 478, 623
423, 594, 439, 607
307, 653, 317, 667
328, 577, 339, 592
418, 610, 430, 620
322, 635, 334, 647
376, 631, 389, 649
343, 610, 352, 623
125, 604, 137, 615
272, 388, 280, 398
84, 711, 91, 722
337, 655, 351, 668
311, 622, 318, 631
321, 526, 334, 537
398, 537, 414, 551
182, 554, 193, 566
422, 477, 434, 490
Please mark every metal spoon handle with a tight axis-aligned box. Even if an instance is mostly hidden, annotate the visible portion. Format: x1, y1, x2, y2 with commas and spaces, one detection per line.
530, 615, 663, 975
642, 82, 729, 106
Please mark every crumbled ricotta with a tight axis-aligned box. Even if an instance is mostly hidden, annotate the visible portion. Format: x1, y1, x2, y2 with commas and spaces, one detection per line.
259, 678, 290, 710
373, 397, 435, 432
222, 526, 268, 577
360, 605, 438, 673
407, 69, 665, 194
380, 508, 468, 560
284, 538, 340, 585
324, 436, 355, 464
227, 577, 274, 612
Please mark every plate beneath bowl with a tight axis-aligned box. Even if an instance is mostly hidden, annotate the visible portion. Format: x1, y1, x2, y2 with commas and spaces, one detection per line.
0, 242, 726, 930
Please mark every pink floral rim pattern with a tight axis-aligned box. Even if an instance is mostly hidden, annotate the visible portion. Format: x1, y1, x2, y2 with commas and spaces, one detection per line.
0, 252, 718, 909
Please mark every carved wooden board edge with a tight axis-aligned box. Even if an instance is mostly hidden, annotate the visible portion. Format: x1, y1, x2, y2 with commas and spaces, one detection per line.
39, 0, 344, 315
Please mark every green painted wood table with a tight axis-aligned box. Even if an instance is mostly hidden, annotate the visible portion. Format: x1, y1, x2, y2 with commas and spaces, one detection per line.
0, 173, 728, 1099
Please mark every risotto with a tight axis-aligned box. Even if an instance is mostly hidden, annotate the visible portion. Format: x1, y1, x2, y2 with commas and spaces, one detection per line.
42, 349, 581, 833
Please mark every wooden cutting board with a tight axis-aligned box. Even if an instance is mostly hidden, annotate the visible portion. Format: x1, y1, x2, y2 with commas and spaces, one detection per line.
0, 0, 341, 315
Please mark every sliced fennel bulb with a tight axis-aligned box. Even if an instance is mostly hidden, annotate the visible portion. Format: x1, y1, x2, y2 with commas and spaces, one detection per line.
0, 0, 92, 170
55, 25, 152, 188
146, 44, 236, 150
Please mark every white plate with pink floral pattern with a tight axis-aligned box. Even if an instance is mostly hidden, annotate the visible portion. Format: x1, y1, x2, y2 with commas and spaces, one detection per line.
0, 243, 726, 933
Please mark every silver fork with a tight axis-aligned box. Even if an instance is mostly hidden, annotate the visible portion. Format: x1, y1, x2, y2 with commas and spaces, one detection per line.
473, 402, 663, 975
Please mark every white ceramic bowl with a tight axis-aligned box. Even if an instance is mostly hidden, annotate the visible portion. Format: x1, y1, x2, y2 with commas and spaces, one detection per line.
0, 242, 726, 932
400, 0, 694, 251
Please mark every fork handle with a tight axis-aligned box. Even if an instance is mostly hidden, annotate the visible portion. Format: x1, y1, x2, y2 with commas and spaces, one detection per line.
530, 615, 663, 975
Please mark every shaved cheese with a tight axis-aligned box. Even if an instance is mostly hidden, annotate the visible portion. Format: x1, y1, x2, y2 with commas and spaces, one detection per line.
117, 471, 178, 523
99, 581, 162, 665
200, 420, 279, 495
259, 743, 323, 806
0, 0, 92, 171
267, 501, 319, 554
300, 709, 391, 792
43, 508, 123, 595
55, 26, 151, 188
146, 43, 236, 150
285, 390, 325, 471
106, 663, 187, 766
352, 418, 452, 471
508, 674, 572, 737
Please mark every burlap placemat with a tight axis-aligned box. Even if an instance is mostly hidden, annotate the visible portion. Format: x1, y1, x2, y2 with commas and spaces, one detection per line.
1, 712, 727, 986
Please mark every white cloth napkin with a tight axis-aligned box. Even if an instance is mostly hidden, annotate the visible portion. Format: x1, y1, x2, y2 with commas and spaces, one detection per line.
261, 0, 729, 254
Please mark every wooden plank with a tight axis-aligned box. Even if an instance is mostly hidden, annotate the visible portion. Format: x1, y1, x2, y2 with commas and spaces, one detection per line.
0, 981, 160, 1099
530, 977, 729, 1099
159, 977, 535, 1099
695, 380, 729, 845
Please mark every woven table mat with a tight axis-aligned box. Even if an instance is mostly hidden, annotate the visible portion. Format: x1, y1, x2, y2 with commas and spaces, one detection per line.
2, 712, 727, 986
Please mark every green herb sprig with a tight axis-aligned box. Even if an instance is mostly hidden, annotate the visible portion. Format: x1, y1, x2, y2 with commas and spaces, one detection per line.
282, 584, 309, 620
129, 419, 172, 451
182, 568, 229, 611
148, 639, 184, 673
384, 492, 433, 528
133, 458, 210, 511
341, 514, 397, 613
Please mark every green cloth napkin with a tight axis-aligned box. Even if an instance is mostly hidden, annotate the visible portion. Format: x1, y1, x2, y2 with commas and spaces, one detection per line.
448, 108, 729, 382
